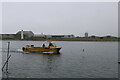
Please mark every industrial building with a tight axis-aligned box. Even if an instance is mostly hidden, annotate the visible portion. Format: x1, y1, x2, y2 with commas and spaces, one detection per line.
0, 34, 16, 39
1, 30, 34, 39
0, 30, 117, 40
45, 34, 75, 38
85, 32, 88, 37
16, 30, 34, 39
0, 30, 75, 39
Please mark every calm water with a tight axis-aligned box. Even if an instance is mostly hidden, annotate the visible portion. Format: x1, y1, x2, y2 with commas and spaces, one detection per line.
1, 41, 118, 78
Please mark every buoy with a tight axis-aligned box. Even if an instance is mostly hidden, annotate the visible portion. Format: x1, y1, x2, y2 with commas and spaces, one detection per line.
82, 49, 84, 52
118, 61, 120, 63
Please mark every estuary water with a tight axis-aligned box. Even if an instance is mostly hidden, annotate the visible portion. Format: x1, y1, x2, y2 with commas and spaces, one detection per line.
1, 41, 118, 78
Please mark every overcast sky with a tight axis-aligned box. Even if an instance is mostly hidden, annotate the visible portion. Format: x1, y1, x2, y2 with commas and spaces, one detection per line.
2, 2, 118, 37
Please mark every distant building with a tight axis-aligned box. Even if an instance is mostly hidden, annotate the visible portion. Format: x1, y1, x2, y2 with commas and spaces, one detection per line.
33, 33, 46, 39
45, 34, 75, 38
34, 34, 45, 38
89, 35, 117, 39
89, 35, 99, 38
103, 35, 117, 39
76, 36, 80, 38
1, 34, 16, 39
85, 32, 88, 37
0, 30, 76, 39
16, 30, 34, 39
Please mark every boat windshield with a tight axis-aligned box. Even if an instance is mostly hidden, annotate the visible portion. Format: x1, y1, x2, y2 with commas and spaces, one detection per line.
42, 41, 56, 47
51, 43, 56, 46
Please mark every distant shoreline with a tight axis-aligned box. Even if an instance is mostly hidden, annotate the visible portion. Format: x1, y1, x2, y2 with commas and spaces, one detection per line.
0, 38, 119, 42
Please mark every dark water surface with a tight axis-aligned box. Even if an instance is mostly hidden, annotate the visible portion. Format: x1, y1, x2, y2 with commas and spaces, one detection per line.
1, 41, 118, 78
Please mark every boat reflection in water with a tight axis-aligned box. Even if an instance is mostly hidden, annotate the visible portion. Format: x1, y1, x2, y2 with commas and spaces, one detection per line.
22, 41, 62, 54
41, 53, 62, 73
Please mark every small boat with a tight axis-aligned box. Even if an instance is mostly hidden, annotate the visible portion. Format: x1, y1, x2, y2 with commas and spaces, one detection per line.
22, 41, 62, 53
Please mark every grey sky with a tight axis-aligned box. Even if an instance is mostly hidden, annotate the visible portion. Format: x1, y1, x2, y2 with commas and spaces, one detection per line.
2, 2, 118, 37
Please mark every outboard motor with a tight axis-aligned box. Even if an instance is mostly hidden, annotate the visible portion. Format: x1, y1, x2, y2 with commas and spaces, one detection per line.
22, 47, 25, 51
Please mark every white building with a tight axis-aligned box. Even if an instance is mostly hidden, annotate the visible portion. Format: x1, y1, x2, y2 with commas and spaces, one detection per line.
16, 30, 34, 39
34, 33, 46, 38
85, 32, 88, 37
